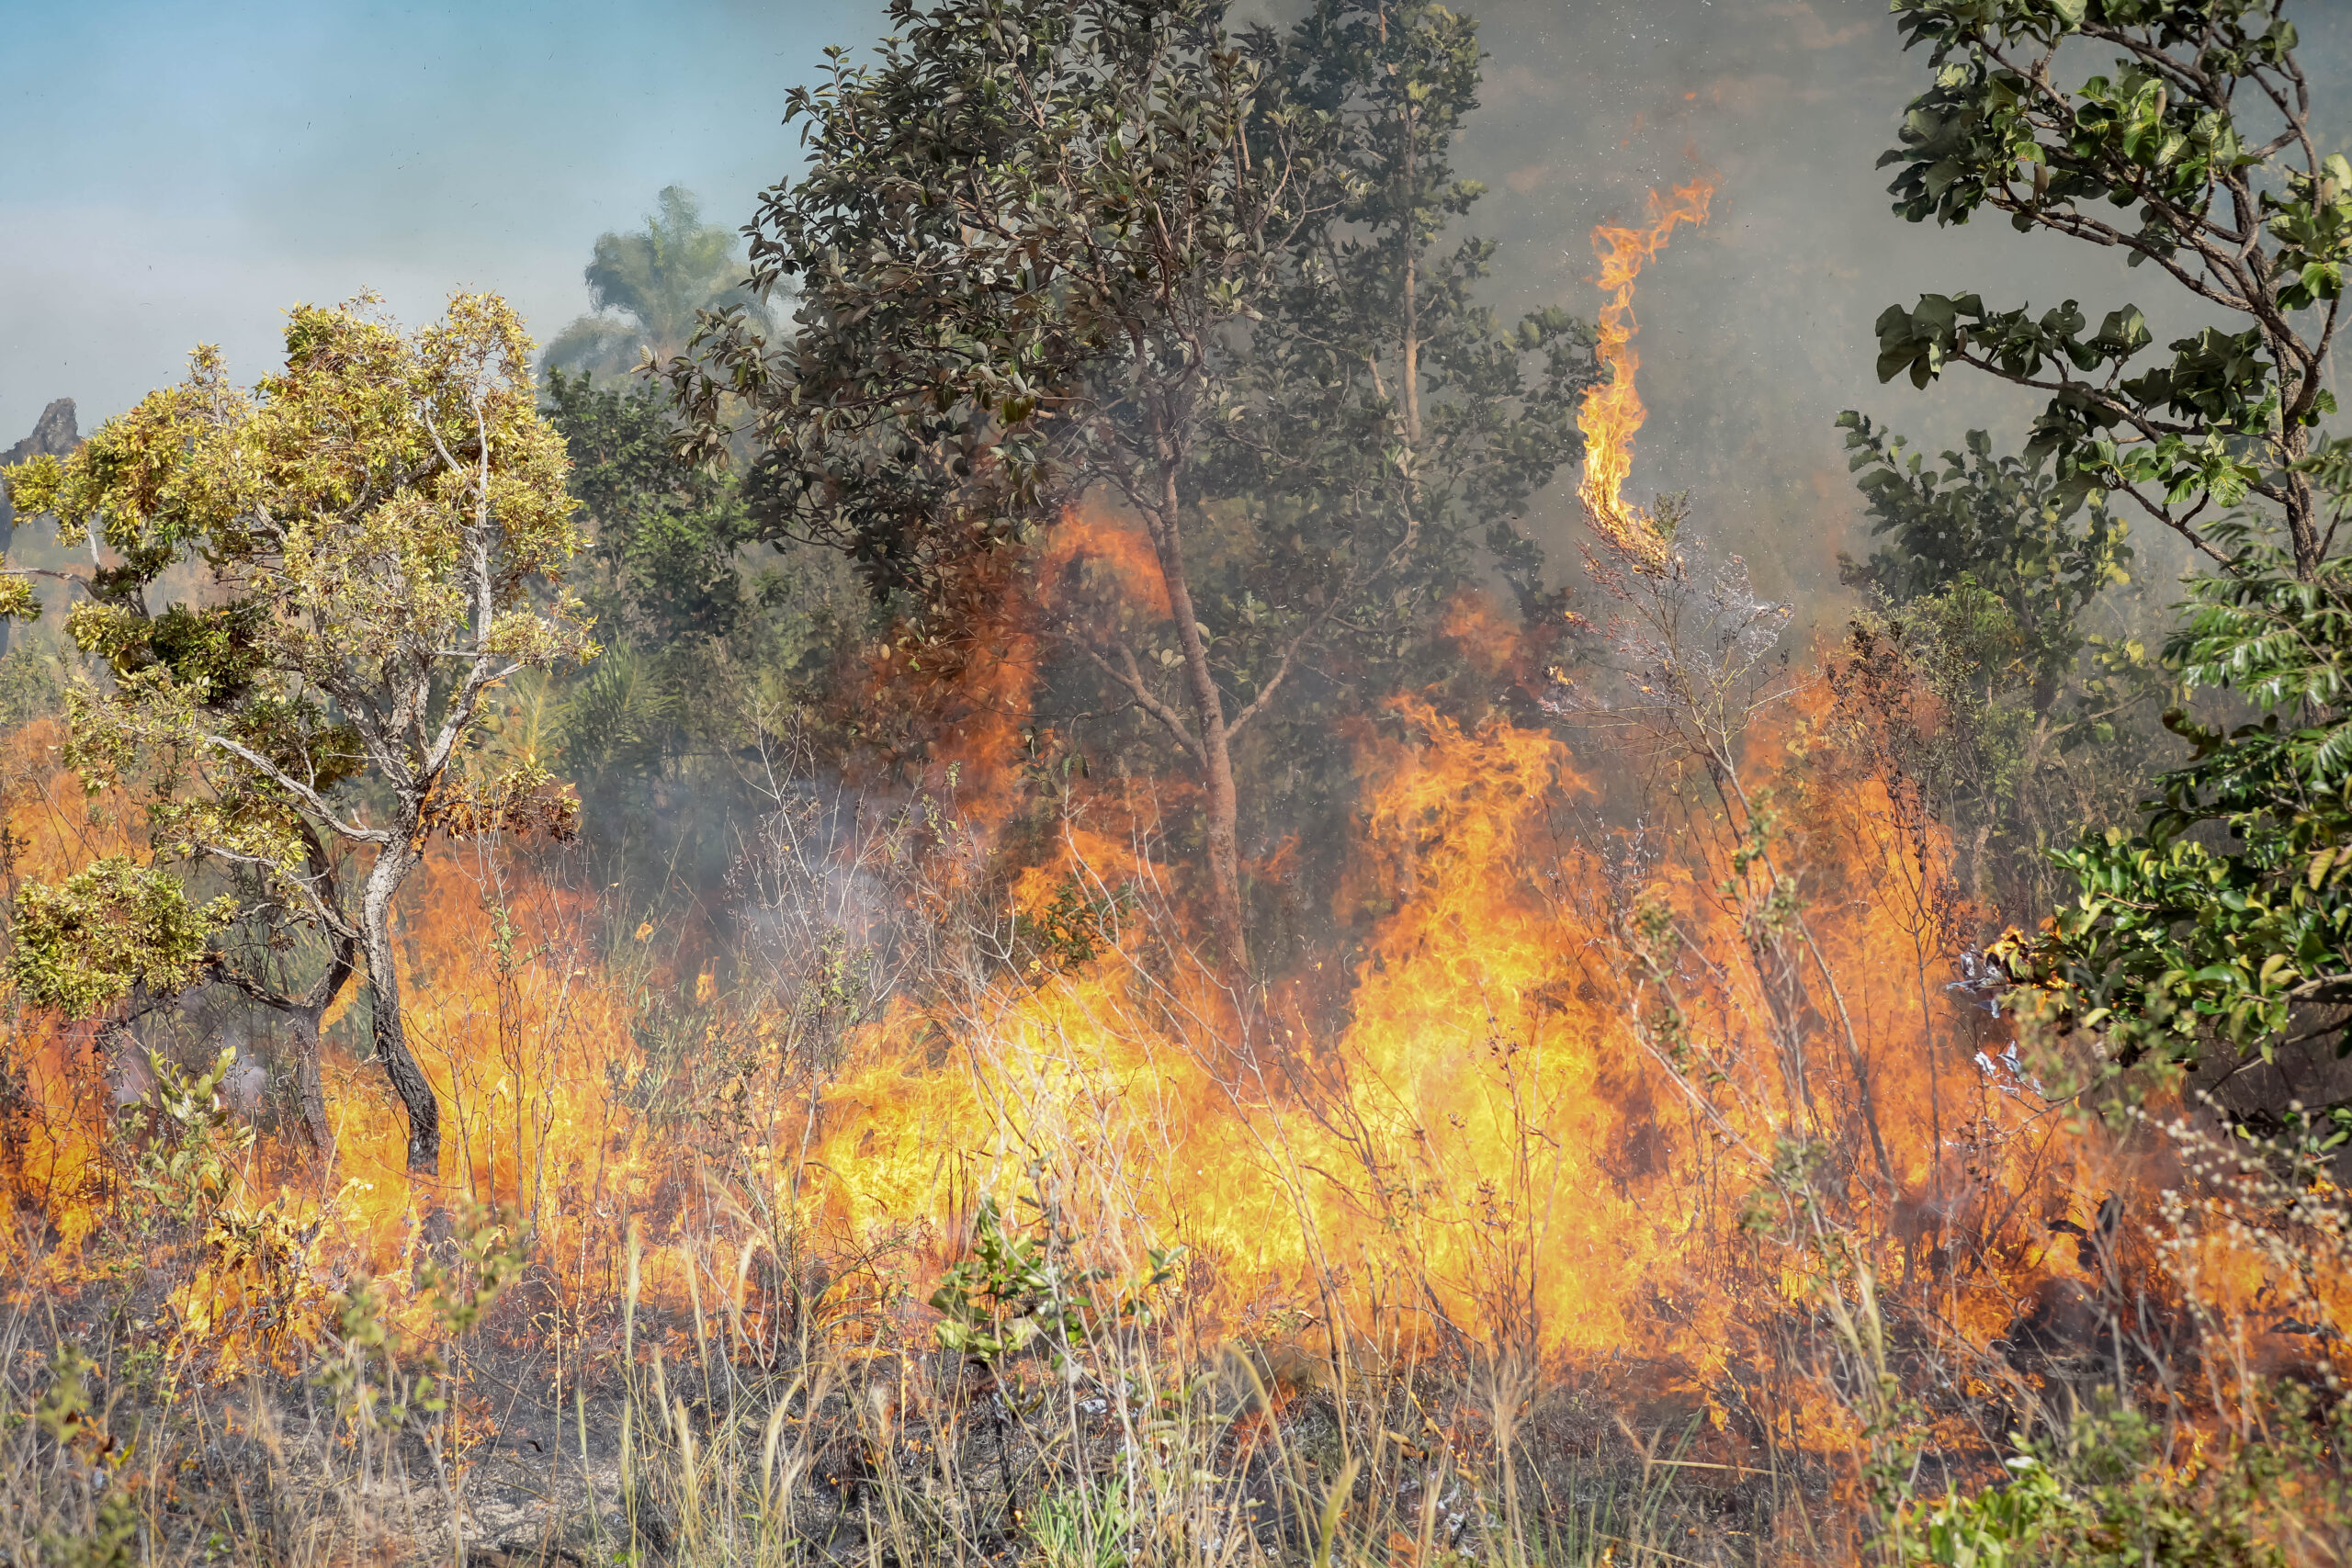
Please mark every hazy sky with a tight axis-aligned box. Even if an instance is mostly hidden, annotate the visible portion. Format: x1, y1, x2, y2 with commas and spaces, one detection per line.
7, 0, 2349, 604
1, 0, 874, 436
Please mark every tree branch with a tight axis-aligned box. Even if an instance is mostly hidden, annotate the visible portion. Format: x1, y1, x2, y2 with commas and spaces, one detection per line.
1080, 636, 1204, 764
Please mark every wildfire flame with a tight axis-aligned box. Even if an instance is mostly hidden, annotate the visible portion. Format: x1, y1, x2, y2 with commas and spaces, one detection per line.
1576, 178, 1715, 572
1, 497, 2337, 1491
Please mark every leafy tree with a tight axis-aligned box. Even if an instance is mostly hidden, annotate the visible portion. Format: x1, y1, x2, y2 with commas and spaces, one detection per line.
1871, 0, 2345, 578
543, 187, 769, 380
672, 0, 1589, 973
529, 369, 858, 894
2028, 523, 2352, 1068
1211, 0, 1590, 680
1838, 416, 2133, 714
0, 295, 591, 1172
9, 859, 237, 1022
545, 368, 759, 649
1829, 415, 2168, 918
670, 0, 1322, 973
1855, 0, 2352, 1100
1193, 0, 1591, 850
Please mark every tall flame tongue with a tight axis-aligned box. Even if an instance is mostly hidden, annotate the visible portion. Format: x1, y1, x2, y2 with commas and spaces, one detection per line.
1576, 178, 1715, 571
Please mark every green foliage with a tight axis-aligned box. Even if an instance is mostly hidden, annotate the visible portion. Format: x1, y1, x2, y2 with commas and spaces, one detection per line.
1861, 0, 2352, 1075
930, 1198, 1095, 1369
1838, 416, 2132, 709
0, 643, 63, 728
2028, 528, 2352, 1064
1871, 0, 2341, 572
1223, 0, 1594, 627
929, 1194, 1182, 1371
1830, 414, 2168, 919
1906, 1393, 2344, 1568
7, 858, 235, 1018
673, 0, 1304, 591
545, 368, 760, 648
0, 293, 592, 1168
1012, 871, 1126, 977
313, 1201, 526, 1439
672, 0, 1586, 965
125, 1043, 257, 1225
1025, 1476, 1136, 1568
535, 367, 857, 889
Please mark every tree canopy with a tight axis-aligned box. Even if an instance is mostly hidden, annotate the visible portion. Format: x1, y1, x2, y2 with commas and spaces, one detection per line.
0, 293, 591, 1170
1854, 0, 2352, 1107
543, 187, 770, 381
668, 0, 1590, 974
1871, 0, 2344, 576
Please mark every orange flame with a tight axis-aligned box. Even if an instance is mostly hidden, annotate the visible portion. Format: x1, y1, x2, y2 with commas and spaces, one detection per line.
4, 480, 2335, 1486
1576, 178, 1715, 571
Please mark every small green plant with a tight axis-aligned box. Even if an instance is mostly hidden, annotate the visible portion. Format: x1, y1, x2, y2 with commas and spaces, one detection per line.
1025, 1475, 1136, 1568
1906, 1393, 2349, 1568
126, 1043, 254, 1225
929, 1190, 1182, 1372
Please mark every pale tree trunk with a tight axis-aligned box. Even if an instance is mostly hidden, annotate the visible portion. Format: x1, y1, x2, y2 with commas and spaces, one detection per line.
1145, 458, 1250, 976
360, 833, 440, 1173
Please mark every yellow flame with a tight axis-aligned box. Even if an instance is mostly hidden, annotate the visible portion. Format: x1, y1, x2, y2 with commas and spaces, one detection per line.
1576, 178, 1715, 572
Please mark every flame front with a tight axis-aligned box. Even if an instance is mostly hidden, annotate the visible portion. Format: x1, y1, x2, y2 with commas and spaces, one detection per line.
1, 234, 2337, 1538
1576, 178, 1715, 570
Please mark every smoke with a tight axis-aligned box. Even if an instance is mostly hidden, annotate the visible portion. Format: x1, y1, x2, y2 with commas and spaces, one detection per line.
12, 0, 2349, 617
1447, 0, 2352, 607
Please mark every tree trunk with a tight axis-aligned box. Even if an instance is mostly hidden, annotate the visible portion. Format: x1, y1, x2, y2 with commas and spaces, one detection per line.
1400, 102, 1420, 447
289, 935, 357, 1165
360, 838, 440, 1173
2281, 421, 2322, 579
1146, 463, 1250, 976
288, 1008, 333, 1158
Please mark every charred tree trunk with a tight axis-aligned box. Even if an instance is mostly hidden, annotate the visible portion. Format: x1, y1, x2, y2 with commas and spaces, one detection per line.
288, 1009, 333, 1157
287, 933, 358, 1162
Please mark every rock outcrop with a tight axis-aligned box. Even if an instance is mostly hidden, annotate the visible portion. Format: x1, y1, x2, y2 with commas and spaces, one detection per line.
1, 398, 79, 531
2, 398, 78, 468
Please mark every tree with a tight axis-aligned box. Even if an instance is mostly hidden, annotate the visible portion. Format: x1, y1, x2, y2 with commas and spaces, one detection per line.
0, 294, 591, 1173
1861, 1, 2352, 1102
546, 368, 760, 650
673, 0, 1589, 974
1838, 416, 2134, 715
671, 0, 1319, 974
1829, 416, 2166, 918
1871, 0, 2346, 578
543, 187, 770, 380
1208, 0, 1591, 721
2026, 521, 2352, 1074
530, 368, 854, 891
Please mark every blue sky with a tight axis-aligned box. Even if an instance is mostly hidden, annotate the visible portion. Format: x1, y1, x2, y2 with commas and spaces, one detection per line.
1, 0, 879, 436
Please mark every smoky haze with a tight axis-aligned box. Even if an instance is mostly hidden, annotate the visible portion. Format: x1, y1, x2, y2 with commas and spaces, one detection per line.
1447, 0, 2352, 607
0, 0, 873, 441
7, 0, 2348, 608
